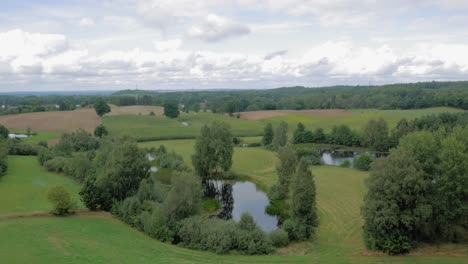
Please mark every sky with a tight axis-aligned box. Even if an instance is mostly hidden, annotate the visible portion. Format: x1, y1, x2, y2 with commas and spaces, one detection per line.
1, 0, 468, 91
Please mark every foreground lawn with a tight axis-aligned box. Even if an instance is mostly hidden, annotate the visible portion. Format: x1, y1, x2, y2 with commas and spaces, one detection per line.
107, 107, 463, 141
0, 156, 83, 214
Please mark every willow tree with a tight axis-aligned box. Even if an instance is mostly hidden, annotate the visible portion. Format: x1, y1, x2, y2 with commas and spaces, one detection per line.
192, 122, 234, 178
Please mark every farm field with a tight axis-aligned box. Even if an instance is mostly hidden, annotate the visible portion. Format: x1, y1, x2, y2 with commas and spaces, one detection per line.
107, 104, 164, 116
0, 108, 101, 134
107, 107, 463, 141
0, 156, 83, 214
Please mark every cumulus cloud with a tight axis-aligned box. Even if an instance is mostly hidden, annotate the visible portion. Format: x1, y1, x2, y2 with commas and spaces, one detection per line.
154, 39, 182, 51
265, 50, 288, 60
1, 28, 468, 90
187, 14, 250, 42
79, 17, 95, 26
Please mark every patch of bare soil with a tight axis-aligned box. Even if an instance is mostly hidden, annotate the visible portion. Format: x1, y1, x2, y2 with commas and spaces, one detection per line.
107, 105, 164, 116
0, 108, 101, 133
238, 109, 353, 120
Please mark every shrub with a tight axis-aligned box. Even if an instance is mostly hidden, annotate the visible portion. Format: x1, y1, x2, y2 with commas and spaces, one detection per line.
47, 186, 76, 215
354, 153, 373, 171
0, 140, 8, 176
178, 215, 273, 254
38, 147, 54, 165
340, 159, 351, 168
269, 229, 289, 247
44, 157, 69, 173
140, 208, 174, 242
112, 196, 143, 228
94, 124, 108, 138
8, 140, 38, 155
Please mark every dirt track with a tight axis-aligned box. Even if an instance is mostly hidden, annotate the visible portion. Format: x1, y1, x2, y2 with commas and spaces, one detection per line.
238, 109, 353, 120
0, 108, 101, 133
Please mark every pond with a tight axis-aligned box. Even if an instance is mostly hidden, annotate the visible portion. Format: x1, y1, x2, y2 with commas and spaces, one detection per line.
203, 180, 278, 233
320, 149, 387, 166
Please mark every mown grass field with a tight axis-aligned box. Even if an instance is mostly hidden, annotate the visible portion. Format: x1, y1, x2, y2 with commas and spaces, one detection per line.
106, 107, 463, 141
0, 156, 465, 263
0, 156, 83, 214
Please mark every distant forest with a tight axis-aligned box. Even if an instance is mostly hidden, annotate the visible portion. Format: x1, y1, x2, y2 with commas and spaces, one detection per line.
1, 81, 468, 115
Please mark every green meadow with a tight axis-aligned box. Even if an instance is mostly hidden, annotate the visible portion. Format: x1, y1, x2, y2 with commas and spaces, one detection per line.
0, 156, 82, 214
0, 156, 465, 263
105, 107, 462, 141
1, 107, 466, 263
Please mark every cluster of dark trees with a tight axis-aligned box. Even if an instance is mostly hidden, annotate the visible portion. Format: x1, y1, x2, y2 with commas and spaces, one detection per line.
113, 81, 468, 113
363, 127, 468, 254
268, 145, 319, 241
261, 121, 289, 150
2, 81, 468, 117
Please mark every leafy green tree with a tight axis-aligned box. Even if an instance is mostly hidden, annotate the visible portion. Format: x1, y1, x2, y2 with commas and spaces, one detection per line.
363, 118, 390, 151
163, 101, 180, 118
94, 98, 111, 117
0, 125, 9, 139
398, 131, 438, 175
293, 123, 305, 144
433, 136, 468, 241
312, 128, 326, 143
94, 124, 108, 138
80, 139, 150, 211
192, 122, 234, 178
354, 153, 373, 171
262, 123, 274, 145
0, 139, 8, 176
284, 159, 318, 241
273, 121, 288, 149
276, 145, 298, 198
362, 149, 431, 254
164, 172, 202, 222
47, 186, 77, 215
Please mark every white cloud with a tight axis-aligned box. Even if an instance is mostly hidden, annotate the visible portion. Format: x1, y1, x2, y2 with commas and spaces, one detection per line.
188, 14, 250, 42
154, 39, 182, 51
79, 17, 95, 26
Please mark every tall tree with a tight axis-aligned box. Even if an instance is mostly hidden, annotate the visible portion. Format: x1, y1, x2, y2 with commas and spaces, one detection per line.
293, 123, 305, 144
284, 158, 318, 241
163, 101, 180, 118
362, 148, 432, 255
262, 123, 274, 145
192, 122, 234, 178
0, 139, 8, 176
273, 121, 288, 149
0, 125, 9, 139
433, 136, 468, 241
164, 172, 202, 222
276, 145, 298, 198
363, 118, 390, 151
94, 98, 111, 117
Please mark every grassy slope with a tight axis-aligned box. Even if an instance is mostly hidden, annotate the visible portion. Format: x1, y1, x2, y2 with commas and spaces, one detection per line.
0, 164, 465, 263
0, 156, 83, 214
106, 107, 463, 140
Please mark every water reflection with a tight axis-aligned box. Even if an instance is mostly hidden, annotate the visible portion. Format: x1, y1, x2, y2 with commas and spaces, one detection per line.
203, 180, 278, 232
320, 150, 387, 166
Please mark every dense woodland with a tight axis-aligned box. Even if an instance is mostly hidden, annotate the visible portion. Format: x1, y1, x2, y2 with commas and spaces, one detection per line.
1, 81, 468, 116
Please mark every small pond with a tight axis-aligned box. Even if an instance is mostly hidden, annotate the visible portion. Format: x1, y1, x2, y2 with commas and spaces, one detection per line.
320, 150, 387, 166
203, 180, 278, 233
